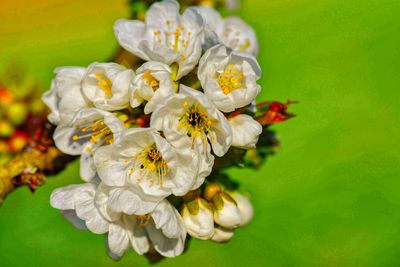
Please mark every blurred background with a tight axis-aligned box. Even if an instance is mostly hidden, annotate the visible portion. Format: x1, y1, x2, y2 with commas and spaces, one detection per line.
0, 0, 399, 266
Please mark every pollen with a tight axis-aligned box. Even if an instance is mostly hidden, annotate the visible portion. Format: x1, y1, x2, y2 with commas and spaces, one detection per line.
132, 144, 169, 187
178, 102, 212, 144
95, 73, 113, 98
217, 64, 246, 95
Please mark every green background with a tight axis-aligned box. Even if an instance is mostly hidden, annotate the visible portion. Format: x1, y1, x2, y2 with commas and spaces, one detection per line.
1, 0, 399, 266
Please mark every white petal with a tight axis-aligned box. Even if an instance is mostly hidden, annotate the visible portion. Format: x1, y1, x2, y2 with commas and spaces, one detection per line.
114, 19, 149, 60
53, 125, 85, 156
42, 67, 87, 125
42, 80, 60, 125
222, 16, 259, 56
181, 200, 214, 240
208, 112, 232, 157
231, 192, 254, 226
131, 224, 151, 255
213, 194, 241, 229
151, 200, 183, 239
169, 151, 200, 196
191, 6, 222, 33
94, 183, 121, 222
50, 184, 88, 210
146, 222, 185, 258
145, 0, 180, 30
229, 114, 262, 149
108, 216, 134, 257
190, 145, 213, 190
80, 148, 97, 182
108, 187, 161, 215
74, 184, 110, 234
211, 226, 234, 243
94, 145, 127, 187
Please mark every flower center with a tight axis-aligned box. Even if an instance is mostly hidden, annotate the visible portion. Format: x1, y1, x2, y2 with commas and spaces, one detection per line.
136, 215, 151, 229
217, 64, 245, 94
72, 119, 113, 151
129, 144, 169, 187
95, 73, 113, 98
153, 22, 192, 60
178, 102, 212, 144
143, 70, 160, 91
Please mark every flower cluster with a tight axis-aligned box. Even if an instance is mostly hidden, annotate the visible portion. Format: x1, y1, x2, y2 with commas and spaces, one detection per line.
43, 0, 283, 259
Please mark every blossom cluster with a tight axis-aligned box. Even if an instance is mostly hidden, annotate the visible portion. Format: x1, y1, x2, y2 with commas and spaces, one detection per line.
44, 0, 266, 259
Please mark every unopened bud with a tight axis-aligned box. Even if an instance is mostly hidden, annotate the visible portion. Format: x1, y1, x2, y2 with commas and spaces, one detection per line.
211, 226, 234, 243
230, 192, 254, 226
181, 198, 214, 240
203, 182, 222, 201
212, 192, 241, 229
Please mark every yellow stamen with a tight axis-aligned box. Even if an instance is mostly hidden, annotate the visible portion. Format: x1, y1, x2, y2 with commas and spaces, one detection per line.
143, 70, 160, 91
217, 64, 245, 95
178, 102, 211, 144
132, 144, 169, 187
95, 73, 113, 98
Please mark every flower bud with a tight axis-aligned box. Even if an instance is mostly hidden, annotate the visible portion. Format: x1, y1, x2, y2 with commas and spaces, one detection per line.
203, 182, 222, 201
211, 226, 234, 243
230, 192, 254, 226
181, 198, 215, 240
212, 192, 241, 229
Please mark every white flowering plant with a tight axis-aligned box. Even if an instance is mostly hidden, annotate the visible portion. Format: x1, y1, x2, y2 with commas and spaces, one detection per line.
43, 0, 294, 261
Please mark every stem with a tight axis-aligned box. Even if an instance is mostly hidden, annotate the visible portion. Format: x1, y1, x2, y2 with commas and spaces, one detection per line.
0, 147, 71, 204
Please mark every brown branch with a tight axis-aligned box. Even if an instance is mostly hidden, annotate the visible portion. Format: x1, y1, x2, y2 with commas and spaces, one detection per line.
0, 147, 69, 204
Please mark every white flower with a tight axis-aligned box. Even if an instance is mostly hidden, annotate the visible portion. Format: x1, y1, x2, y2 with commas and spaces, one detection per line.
53, 108, 125, 181
211, 226, 234, 243
219, 16, 259, 56
130, 61, 175, 114
181, 198, 214, 240
151, 85, 232, 186
198, 44, 261, 112
42, 67, 88, 125
230, 192, 254, 226
114, 0, 204, 79
107, 200, 187, 258
51, 183, 186, 258
193, 6, 258, 56
212, 192, 241, 229
229, 114, 262, 149
94, 127, 200, 205
81, 62, 134, 111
